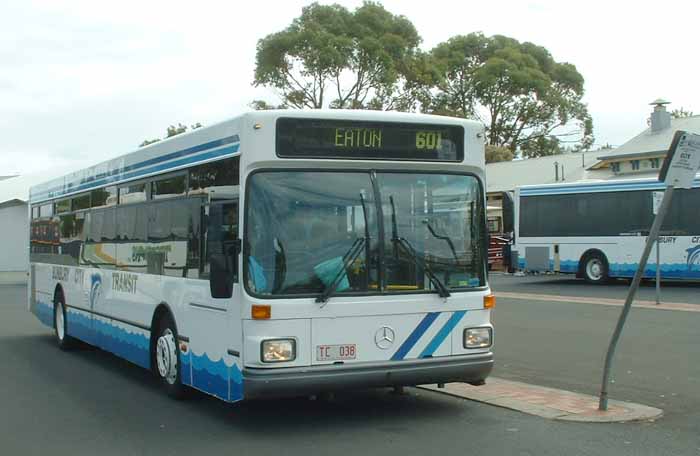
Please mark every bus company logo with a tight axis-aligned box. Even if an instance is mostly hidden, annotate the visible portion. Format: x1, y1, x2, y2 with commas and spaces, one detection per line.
687, 245, 700, 271
89, 273, 103, 309
374, 326, 395, 350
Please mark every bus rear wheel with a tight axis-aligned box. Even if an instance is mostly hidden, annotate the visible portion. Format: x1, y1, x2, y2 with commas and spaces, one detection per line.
153, 313, 187, 399
54, 293, 76, 350
582, 252, 609, 284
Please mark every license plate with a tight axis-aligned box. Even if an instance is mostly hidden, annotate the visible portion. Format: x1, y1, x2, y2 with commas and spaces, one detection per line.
316, 344, 357, 361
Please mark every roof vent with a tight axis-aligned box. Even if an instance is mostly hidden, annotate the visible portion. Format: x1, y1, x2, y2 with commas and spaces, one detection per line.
649, 99, 671, 133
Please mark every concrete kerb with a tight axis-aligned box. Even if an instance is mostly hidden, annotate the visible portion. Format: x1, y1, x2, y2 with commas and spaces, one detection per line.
419, 378, 663, 423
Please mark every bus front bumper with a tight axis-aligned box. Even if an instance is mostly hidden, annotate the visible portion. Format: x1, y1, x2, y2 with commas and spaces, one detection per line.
242, 352, 493, 399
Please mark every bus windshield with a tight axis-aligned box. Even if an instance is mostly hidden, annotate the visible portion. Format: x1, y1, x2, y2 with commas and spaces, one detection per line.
244, 171, 485, 297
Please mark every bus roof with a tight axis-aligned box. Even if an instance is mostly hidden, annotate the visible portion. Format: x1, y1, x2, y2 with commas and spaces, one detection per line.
29, 110, 482, 205
518, 174, 700, 196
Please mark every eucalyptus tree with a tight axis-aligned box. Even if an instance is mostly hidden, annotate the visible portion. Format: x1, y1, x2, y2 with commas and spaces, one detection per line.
253, 2, 422, 110
429, 33, 593, 154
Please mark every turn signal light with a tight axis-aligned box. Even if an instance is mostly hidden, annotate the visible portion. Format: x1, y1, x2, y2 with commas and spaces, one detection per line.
483, 294, 496, 309
252, 304, 271, 320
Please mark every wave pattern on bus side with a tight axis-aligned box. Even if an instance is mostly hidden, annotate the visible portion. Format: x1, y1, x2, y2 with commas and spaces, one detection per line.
34, 301, 243, 402
189, 352, 243, 402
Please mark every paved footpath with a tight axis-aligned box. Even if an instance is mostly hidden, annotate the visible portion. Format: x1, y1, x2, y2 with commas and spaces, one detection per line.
422, 378, 662, 423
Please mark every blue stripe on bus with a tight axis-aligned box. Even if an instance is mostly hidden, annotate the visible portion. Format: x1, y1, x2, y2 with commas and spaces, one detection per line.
418, 310, 467, 358
30, 135, 239, 201
390, 312, 440, 361
30, 143, 240, 203
520, 179, 700, 196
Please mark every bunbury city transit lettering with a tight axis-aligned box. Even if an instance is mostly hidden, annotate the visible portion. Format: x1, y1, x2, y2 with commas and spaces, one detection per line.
52, 266, 70, 282
112, 272, 138, 294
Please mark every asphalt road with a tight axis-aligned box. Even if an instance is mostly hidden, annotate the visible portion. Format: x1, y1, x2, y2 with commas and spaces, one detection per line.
2, 282, 699, 456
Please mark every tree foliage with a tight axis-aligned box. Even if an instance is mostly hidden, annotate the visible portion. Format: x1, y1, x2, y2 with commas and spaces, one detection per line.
139, 123, 202, 147
485, 145, 514, 163
427, 33, 593, 155
671, 107, 694, 118
253, 1, 422, 110
520, 135, 562, 158
251, 6, 594, 155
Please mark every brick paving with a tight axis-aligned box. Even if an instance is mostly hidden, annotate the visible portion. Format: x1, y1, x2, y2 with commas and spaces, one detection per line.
421, 378, 663, 423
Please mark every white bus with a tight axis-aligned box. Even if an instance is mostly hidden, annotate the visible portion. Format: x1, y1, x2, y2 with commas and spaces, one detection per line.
512, 176, 700, 283
29, 110, 494, 402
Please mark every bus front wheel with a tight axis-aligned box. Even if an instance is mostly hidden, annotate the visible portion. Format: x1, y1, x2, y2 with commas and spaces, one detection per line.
153, 313, 187, 399
581, 252, 609, 284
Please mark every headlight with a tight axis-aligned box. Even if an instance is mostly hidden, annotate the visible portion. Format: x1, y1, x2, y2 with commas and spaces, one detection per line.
464, 328, 492, 349
261, 339, 296, 363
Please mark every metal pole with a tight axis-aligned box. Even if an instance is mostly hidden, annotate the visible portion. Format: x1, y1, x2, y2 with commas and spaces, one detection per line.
656, 241, 661, 305
598, 185, 675, 411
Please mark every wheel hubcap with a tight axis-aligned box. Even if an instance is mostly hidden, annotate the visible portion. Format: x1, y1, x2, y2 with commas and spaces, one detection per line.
156, 328, 178, 385
55, 301, 65, 341
587, 259, 603, 280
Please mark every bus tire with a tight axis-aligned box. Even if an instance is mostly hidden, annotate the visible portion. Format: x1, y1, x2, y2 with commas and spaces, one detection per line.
581, 251, 609, 284
54, 291, 76, 350
153, 312, 187, 399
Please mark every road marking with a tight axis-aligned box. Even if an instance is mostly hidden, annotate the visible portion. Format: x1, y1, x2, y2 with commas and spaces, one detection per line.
496, 291, 700, 313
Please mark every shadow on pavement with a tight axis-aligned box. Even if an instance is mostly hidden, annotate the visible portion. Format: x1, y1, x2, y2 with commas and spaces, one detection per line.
5, 332, 477, 436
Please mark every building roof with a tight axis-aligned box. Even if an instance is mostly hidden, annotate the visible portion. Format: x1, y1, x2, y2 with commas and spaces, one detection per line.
597, 115, 700, 161
0, 165, 77, 206
485, 151, 612, 194
0, 199, 26, 210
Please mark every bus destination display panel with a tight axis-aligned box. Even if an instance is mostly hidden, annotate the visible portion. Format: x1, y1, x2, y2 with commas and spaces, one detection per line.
276, 118, 464, 162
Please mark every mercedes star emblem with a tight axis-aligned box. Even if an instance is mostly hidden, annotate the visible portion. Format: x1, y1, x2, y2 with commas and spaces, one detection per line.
374, 326, 396, 350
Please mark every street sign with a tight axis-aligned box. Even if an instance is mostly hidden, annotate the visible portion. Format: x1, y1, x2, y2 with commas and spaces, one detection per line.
659, 131, 700, 189
652, 191, 664, 215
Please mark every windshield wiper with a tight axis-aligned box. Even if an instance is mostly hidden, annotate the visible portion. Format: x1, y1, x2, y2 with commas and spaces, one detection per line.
315, 237, 366, 305
422, 219, 458, 262
389, 196, 451, 298
316, 192, 373, 305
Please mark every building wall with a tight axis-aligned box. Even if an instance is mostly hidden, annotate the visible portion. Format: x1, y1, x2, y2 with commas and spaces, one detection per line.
0, 203, 29, 273
609, 155, 664, 175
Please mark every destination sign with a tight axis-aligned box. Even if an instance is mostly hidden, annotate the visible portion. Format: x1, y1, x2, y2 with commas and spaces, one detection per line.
276, 118, 464, 162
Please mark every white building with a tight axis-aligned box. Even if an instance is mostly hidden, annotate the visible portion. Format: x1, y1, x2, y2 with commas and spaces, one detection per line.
591, 99, 700, 176
0, 176, 28, 284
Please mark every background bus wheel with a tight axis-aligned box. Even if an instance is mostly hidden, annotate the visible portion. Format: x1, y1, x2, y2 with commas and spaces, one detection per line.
153, 313, 187, 399
582, 252, 608, 284
54, 293, 75, 350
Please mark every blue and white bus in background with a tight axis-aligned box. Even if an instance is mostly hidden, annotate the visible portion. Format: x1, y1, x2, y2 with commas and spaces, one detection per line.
512, 176, 700, 283
29, 110, 494, 403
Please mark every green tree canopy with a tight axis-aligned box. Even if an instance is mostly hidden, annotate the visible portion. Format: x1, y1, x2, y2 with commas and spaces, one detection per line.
485, 145, 514, 163
253, 1, 422, 110
671, 107, 694, 118
428, 33, 593, 155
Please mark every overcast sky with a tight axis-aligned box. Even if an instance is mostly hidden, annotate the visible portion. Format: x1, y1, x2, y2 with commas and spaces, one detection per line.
2, 0, 699, 179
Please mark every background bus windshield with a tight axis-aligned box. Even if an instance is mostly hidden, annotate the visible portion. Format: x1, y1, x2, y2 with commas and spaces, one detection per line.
245, 171, 485, 297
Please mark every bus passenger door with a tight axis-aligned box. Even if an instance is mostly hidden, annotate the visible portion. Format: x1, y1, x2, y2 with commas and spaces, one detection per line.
183, 201, 242, 402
